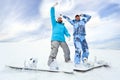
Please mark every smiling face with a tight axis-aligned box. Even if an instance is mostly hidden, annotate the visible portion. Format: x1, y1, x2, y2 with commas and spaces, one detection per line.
57, 17, 63, 23
75, 15, 80, 21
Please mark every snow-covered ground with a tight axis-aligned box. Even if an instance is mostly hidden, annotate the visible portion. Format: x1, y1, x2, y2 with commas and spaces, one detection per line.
0, 39, 120, 80
0, 0, 120, 80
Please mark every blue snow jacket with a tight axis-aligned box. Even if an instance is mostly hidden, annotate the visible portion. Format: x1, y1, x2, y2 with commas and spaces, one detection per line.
63, 14, 91, 36
50, 7, 70, 42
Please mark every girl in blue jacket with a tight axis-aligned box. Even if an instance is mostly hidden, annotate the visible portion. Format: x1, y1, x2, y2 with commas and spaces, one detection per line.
48, 2, 71, 70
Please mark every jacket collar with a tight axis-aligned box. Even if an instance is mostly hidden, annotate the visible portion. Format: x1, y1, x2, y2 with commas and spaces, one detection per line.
56, 21, 64, 25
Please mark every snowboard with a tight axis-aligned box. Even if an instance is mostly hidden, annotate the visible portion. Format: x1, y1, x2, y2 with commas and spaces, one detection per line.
6, 65, 74, 74
73, 61, 110, 73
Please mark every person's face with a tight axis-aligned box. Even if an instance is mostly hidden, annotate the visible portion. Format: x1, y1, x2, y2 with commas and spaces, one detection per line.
75, 16, 80, 21
57, 17, 63, 23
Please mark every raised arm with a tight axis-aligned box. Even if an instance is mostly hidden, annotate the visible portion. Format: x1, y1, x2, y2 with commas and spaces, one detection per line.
80, 14, 91, 23
50, 2, 58, 27
62, 15, 74, 25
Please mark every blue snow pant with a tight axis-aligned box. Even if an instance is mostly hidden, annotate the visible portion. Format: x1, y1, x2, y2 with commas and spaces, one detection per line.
74, 35, 89, 64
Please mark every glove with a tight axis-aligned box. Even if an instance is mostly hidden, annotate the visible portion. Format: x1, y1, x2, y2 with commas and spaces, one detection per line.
53, 2, 58, 7
80, 14, 84, 17
68, 37, 71, 41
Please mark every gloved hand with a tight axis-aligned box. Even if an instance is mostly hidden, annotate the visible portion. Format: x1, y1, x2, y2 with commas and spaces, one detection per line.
53, 2, 58, 7
80, 14, 84, 17
68, 37, 71, 41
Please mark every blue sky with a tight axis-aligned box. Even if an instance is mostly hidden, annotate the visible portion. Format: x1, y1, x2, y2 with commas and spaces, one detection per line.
0, 0, 120, 43
99, 3, 120, 18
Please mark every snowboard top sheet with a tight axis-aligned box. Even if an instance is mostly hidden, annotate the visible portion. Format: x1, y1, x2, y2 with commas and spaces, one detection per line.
6, 65, 74, 74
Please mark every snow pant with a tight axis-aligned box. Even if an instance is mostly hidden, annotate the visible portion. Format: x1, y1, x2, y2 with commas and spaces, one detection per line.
48, 41, 71, 66
74, 35, 89, 64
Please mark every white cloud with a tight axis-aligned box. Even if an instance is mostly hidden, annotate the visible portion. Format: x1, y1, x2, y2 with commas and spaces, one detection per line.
0, 0, 120, 42
40, 0, 74, 18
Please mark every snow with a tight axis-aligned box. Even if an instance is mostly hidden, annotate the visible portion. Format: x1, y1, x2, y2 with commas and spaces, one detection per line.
0, 39, 120, 80
0, 0, 120, 80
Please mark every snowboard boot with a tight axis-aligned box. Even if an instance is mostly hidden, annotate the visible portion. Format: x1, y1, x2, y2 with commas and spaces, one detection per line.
49, 59, 59, 70
83, 58, 94, 68
65, 58, 72, 63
